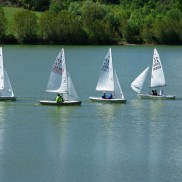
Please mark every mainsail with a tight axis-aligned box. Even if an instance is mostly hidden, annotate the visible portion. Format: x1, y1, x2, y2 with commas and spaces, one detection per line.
131, 67, 149, 93
0, 47, 15, 97
96, 48, 114, 92
46, 48, 68, 93
150, 48, 166, 88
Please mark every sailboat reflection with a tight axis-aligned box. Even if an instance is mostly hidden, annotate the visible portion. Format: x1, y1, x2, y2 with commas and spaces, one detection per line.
95, 103, 121, 122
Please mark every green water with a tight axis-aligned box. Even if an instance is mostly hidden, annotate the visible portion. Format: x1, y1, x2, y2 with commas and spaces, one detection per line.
0, 45, 182, 182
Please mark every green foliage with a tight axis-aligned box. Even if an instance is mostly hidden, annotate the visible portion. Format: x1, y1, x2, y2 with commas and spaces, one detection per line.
49, 0, 69, 12
39, 10, 87, 44
153, 9, 182, 44
81, 1, 115, 44
1, 0, 182, 44
13, 10, 38, 43
0, 7, 8, 43
141, 15, 155, 43
11, 0, 50, 11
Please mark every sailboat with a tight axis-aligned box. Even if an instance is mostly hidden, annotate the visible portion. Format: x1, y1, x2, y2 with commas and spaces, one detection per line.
39, 48, 81, 106
0, 47, 16, 101
131, 48, 175, 100
89, 48, 127, 103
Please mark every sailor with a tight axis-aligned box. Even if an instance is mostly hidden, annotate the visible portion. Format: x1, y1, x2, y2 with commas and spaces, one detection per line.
107, 93, 113, 99
102, 92, 107, 99
155, 90, 158, 95
56, 93, 63, 103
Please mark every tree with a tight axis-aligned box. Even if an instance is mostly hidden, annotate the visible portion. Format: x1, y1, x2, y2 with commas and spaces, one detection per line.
0, 7, 7, 43
39, 10, 87, 44
55, 11, 87, 44
153, 9, 182, 44
39, 11, 58, 43
81, 1, 115, 44
18, 0, 50, 11
13, 10, 38, 43
123, 9, 144, 43
141, 14, 155, 43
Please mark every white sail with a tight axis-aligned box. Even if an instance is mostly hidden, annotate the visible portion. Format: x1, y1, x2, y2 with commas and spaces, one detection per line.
96, 48, 114, 92
150, 48, 166, 88
65, 72, 79, 101
131, 67, 149, 93
46, 48, 68, 93
0, 47, 4, 90
0, 69, 14, 97
114, 70, 124, 99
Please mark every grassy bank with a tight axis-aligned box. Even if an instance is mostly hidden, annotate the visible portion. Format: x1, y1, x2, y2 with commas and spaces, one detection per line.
3, 7, 42, 34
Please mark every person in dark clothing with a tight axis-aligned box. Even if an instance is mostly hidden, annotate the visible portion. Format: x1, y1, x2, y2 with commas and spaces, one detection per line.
107, 93, 113, 99
102, 92, 107, 99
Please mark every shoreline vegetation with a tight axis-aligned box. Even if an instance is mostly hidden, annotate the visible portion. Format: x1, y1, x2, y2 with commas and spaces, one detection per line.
0, 0, 182, 45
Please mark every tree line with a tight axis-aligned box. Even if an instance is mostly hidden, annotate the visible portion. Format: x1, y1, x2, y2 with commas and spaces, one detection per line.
1, 0, 182, 45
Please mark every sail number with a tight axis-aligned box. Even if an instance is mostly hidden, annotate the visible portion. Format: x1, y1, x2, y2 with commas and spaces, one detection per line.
52, 58, 64, 74
102, 58, 109, 72
153, 57, 161, 71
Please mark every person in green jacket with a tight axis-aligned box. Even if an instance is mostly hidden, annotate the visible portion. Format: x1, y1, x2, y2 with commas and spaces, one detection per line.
56, 93, 64, 103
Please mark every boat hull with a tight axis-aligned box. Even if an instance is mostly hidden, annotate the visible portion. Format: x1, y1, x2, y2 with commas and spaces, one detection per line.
39, 100, 82, 106
89, 97, 127, 103
0, 96, 16, 101
137, 94, 176, 100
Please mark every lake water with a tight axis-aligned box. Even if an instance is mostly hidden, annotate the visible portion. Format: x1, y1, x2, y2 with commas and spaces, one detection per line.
0, 45, 182, 182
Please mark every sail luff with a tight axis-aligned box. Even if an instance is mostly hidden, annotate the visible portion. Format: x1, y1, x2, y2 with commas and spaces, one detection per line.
96, 48, 114, 92
131, 67, 150, 93
150, 48, 166, 88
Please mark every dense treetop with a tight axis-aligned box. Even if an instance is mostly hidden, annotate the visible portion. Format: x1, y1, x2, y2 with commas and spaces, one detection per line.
0, 0, 182, 44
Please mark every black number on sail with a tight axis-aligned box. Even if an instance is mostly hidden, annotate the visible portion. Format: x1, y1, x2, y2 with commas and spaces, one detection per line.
102, 58, 109, 72
52, 58, 63, 74
153, 56, 161, 71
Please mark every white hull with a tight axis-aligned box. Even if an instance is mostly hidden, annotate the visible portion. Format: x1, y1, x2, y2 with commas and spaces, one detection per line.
137, 94, 176, 100
39, 100, 81, 106
89, 97, 127, 103
0, 96, 16, 101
